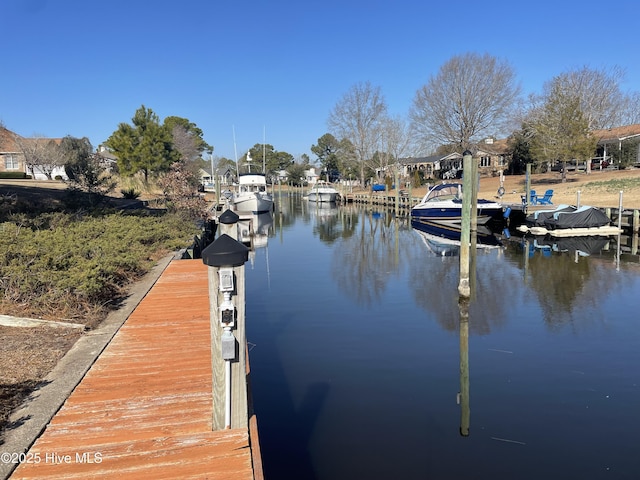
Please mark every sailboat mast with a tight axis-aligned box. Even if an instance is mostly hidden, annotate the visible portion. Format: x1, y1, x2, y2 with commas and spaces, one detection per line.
233, 125, 239, 176
262, 126, 266, 174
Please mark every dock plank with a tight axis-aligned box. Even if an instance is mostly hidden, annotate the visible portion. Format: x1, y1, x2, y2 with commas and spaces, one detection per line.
10, 260, 256, 479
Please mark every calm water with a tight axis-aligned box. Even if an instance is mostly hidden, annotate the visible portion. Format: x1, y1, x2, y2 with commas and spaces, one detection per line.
244, 193, 640, 480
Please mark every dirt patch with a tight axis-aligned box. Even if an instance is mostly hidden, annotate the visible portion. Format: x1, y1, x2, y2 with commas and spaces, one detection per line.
0, 325, 82, 443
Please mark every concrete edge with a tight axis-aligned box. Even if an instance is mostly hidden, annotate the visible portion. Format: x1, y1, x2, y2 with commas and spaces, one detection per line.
0, 252, 177, 480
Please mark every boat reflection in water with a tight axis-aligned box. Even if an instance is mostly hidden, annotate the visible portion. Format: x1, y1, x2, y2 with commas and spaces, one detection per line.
411, 219, 502, 256
526, 235, 612, 258
238, 211, 274, 250
305, 200, 339, 218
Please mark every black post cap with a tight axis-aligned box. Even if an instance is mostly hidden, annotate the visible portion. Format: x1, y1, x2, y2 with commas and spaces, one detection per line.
219, 209, 240, 225
201, 234, 249, 267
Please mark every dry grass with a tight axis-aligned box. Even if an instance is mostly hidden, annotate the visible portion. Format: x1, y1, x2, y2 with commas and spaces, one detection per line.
475, 168, 640, 209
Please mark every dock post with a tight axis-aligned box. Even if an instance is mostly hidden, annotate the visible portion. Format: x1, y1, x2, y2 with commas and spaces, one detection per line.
217, 209, 240, 240
458, 150, 473, 297
525, 164, 532, 212
618, 191, 624, 231
458, 149, 474, 434
394, 170, 399, 217
202, 225, 250, 431
470, 152, 478, 233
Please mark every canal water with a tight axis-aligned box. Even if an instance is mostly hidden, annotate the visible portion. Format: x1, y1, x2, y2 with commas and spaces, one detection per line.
244, 193, 640, 480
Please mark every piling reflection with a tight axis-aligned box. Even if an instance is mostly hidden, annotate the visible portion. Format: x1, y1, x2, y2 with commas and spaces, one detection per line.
458, 295, 470, 437
408, 222, 515, 334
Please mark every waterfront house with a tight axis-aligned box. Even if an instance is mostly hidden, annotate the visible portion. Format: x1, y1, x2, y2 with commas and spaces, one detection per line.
592, 124, 640, 167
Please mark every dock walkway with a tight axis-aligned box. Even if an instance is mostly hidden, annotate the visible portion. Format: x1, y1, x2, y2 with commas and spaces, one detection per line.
7, 259, 260, 479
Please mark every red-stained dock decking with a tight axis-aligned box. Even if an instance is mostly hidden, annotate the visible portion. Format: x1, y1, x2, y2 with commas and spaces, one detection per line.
10, 259, 261, 479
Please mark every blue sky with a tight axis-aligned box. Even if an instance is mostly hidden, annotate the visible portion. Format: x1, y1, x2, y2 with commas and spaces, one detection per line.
2, 0, 639, 163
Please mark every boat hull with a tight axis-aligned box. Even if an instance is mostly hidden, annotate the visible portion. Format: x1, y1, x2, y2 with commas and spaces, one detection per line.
307, 192, 338, 202
410, 205, 502, 226
233, 193, 273, 214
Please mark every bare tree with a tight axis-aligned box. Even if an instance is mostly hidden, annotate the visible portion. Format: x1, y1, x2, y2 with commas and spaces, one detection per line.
327, 81, 388, 185
171, 124, 201, 163
546, 65, 628, 130
410, 52, 520, 152
621, 91, 640, 125
14, 134, 65, 180
170, 124, 203, 185
376, 116, 412, 183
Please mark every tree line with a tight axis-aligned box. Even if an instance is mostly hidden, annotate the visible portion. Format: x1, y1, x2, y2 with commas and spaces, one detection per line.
10, 53, 640, 196
323, 54, 640, 186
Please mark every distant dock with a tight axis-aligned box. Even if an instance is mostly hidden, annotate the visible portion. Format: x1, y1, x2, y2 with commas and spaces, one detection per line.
342, 192, 640, 234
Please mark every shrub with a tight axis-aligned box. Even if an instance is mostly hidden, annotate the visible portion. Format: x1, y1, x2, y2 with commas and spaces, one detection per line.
0, 210, 199, 324
0, 172, 27, 179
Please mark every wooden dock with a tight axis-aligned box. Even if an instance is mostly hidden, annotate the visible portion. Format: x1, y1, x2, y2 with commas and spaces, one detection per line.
9, 259, 262, 480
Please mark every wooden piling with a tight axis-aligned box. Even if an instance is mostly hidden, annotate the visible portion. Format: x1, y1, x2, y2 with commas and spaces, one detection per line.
208, 265, 248, 430
458, 151, 473, 297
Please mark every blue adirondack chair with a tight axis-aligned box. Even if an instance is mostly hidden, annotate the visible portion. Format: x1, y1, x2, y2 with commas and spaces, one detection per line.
522, 190, 538, 205
537, 189, 554, 205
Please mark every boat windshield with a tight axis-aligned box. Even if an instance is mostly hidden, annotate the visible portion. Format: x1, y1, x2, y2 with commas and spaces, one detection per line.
240, 185, 267, 193
424, 183, 462, 202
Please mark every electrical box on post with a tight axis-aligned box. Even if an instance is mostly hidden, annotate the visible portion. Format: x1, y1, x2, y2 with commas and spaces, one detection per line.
219, 296, 235, 327
221, 330, 236, 360
219, 268, 234, 292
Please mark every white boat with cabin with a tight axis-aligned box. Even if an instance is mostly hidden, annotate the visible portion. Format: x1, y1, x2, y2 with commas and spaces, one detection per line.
232, 152, 273, 214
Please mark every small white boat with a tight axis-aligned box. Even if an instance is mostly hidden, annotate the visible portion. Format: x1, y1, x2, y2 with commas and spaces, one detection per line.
411, 182, 504, 226
307, 180, 339, 203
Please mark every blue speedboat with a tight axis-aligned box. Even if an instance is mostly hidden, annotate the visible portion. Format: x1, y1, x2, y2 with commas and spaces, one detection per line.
411, 182, 504, 226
